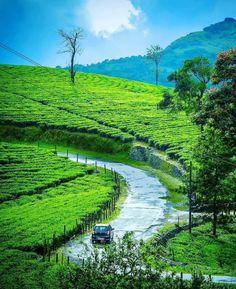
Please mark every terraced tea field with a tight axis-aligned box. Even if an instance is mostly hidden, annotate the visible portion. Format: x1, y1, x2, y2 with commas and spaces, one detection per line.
0, 65, 199, 161
0, 143, 88, 202
0, 143, 116, 251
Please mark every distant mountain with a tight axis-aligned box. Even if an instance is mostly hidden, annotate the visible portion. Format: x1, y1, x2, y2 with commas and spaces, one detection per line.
74, 18, 236, 86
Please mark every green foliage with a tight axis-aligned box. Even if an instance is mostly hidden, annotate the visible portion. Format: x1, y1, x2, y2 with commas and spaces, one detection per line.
1, 233, 235, 288
159, 90, 173, 109
0, 249, 64, 289
193, 128, 235, 204
0, 64, 200, 161
50, 233, 234, 289
194, 47, 236, 143
168, 56, 211, 114
192, 48, 236, 234
0, 125, 131, 153
149, 222, 236, 276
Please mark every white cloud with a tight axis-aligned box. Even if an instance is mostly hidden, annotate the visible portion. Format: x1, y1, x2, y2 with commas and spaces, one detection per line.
85, 0, 141, 38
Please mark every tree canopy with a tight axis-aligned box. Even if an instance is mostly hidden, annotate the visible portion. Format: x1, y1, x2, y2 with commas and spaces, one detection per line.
168, 56, 211, 114
146, 45, 163, 85
192, 48, 236, 235
194, 48, 236, 144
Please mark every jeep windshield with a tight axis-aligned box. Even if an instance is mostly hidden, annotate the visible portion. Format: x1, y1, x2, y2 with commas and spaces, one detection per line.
94, 226, 108, 234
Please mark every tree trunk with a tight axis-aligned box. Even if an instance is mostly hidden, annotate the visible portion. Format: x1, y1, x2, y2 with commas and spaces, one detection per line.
213, 167, 218, 236
189, 161, 192, 234
70, 50, 76, 83
200, 124, 204, 134
213, 190, 217, 236
155, 61, 158, 85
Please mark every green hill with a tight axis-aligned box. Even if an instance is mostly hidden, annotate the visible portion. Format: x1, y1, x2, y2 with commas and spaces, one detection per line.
0, 64, 199, 161
76, 18, 236, 86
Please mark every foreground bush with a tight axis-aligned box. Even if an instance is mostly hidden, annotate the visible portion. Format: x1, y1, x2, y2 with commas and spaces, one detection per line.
1, 233, 235, 289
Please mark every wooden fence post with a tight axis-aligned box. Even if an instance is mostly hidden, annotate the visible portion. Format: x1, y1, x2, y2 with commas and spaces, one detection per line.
64, 225, 66, 239
53, 233, 56, 250
188, 161, 192, 234
43, 238, 47, 261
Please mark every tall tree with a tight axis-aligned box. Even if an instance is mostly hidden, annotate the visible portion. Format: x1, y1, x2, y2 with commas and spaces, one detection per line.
193, 128, 233, 236
194, 48, 236, 143
168, 56, 211, 114
58, 28, 84, 83
146, 45, 163, 85
193, 48, 236, 235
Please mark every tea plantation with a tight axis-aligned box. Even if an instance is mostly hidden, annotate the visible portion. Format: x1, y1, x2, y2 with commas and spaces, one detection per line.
0, 138, 121, 288
0, 64, 199, 161
0, 142, 116, 251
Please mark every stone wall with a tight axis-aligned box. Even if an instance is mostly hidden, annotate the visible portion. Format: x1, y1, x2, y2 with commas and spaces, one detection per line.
129, 145, 184, 177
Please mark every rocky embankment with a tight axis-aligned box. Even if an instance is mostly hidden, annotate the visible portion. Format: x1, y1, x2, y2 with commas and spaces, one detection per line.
129, 145, 184, 177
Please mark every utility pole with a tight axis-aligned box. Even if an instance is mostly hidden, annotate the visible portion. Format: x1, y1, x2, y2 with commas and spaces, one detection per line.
189, 161, 192, 234
213, 167, 218, 236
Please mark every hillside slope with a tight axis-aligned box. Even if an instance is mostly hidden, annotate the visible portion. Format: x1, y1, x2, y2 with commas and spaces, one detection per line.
76, 18, 236, 86
0, 65, 199, 161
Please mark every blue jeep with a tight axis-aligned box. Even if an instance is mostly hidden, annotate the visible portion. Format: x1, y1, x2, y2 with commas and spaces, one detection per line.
91, 224, 114, 244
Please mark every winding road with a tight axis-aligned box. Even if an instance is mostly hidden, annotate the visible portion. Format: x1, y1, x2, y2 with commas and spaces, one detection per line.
58, 152, 236, 284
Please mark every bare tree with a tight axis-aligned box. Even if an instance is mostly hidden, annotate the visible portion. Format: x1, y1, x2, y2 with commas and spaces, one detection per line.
58, 28, 84, 83
146, 44, 163, 85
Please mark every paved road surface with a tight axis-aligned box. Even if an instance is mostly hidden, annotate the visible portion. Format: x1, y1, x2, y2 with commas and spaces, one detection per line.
58, 152, 236, 284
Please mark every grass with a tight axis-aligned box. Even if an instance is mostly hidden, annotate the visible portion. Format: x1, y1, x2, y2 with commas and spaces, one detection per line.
145, 222, 236, 276
155, 169, 187, 210
0, 64, 199, 162
0, 125, 131, 154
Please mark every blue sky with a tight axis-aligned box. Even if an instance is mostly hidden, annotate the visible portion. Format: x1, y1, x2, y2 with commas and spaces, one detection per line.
0, 0, 235, 67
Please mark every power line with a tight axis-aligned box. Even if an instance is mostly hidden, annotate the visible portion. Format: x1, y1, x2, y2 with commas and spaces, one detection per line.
207, 155, 236, 167
0, 41, 92, 102
0, 42, 43, 67
0, 41, 70, 84
189, 150, 236, 168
